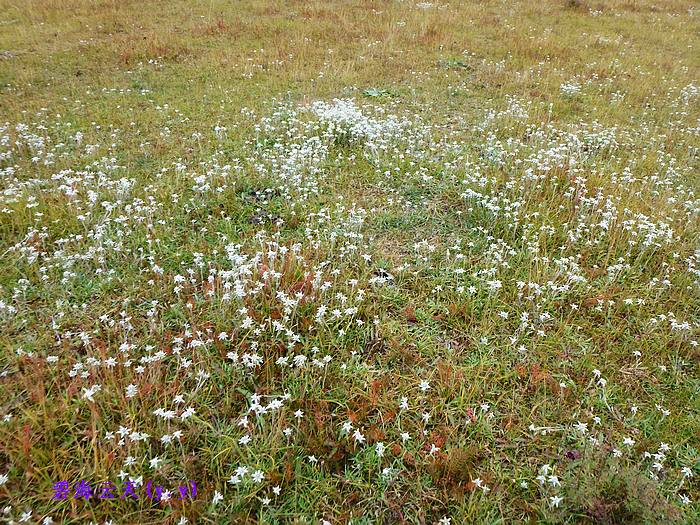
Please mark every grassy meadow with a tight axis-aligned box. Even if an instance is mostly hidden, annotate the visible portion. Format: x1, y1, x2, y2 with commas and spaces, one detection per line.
0, 0, 699, 523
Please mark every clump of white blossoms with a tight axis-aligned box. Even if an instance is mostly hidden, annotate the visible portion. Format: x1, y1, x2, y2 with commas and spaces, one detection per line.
560, 81, 582, 96
310, 98, 410, 151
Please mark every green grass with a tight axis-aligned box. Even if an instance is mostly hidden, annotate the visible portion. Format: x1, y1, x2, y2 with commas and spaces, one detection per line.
0, 0, 699, 524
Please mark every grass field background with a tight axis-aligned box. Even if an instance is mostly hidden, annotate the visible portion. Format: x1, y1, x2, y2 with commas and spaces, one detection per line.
0, 0, 699, 523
